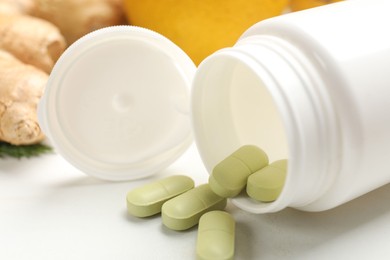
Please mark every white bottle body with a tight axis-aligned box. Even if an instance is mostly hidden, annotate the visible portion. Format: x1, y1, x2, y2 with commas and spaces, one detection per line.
191, 0, 390, 213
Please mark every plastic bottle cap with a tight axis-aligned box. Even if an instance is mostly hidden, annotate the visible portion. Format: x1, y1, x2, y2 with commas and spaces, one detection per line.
38, 26, 196, 181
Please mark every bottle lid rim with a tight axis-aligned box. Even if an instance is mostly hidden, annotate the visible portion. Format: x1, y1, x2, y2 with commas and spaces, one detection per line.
38, 26, 196, 181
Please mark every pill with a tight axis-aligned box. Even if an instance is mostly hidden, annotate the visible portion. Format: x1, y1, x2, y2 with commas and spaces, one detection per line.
196, 211, 235, 260
161, 184, 227, 231
246, 159, 287, 202
126, 175, 194, 217
209, 145, 269, 198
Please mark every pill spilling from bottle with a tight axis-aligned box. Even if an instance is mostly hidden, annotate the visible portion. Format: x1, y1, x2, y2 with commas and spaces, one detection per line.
126, 145, 287, 259
209, 145, 269, 198
126, 175, 194, 217
196, 210, 235, 260
247, 159, 287, 202
162, 184, 227, 231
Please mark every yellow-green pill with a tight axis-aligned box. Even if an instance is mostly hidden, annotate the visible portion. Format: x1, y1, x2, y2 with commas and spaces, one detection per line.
161, 184, 227, 231
209, 145, 269, 198
126, 175, 194, 217
196, 211, 235, 260
246, 159, 287, 202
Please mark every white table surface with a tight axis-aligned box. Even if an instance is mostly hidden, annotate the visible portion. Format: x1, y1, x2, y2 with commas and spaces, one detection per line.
1, 143, 390, 260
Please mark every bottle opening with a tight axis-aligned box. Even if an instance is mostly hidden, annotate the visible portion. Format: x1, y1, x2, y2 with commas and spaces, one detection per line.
192, 51, 291, 213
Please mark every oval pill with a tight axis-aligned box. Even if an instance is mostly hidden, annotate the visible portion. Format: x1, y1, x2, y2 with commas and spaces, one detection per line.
126, 175, 194, 217
161, 184, 227, 231
246, 159, 287, 202
196, 211, 235, 260
209, 145, 269, 198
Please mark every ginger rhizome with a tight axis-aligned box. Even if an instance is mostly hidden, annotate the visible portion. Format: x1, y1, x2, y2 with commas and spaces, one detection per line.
0, 0, 126, 147
30, 0, 126, 44
0, 14, 66, 73
0, 50, 47, 145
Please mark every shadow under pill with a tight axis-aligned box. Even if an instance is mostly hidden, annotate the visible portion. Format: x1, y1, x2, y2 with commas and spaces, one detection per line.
122, 209, 162, 223
160, 222, 198, 236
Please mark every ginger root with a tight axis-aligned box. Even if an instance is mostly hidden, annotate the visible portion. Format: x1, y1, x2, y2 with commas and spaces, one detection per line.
0, 0, 127, 147
0, 14, 66, 73
0, 50, 47, 145
0, 0, 35, 14
31, 0, 126, 44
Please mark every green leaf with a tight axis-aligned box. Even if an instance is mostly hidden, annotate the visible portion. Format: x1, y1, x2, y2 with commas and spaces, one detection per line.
0, 141, 52, 159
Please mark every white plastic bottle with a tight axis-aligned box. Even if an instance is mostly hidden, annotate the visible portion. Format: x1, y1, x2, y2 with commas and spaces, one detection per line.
39, 0, 390, 214
191, 0, 390, 213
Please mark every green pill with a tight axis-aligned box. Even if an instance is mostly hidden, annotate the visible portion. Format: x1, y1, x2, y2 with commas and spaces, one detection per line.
246, 159, 287, 202
161, 184, 227, 231
209, 145, 269, 198
126, 175, 194, 217
196, 211, 235, 260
